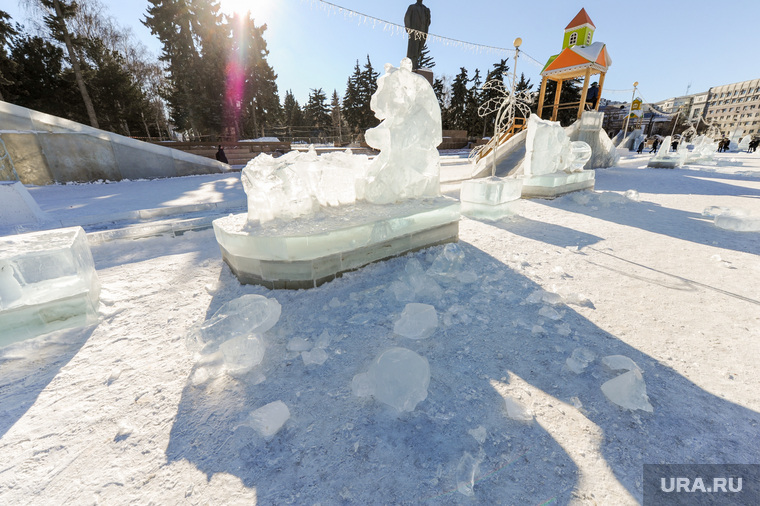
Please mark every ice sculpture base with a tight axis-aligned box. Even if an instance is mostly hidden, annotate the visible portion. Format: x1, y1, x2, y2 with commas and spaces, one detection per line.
521, 170, 595, 199
0, 226, 100, 347
213, 197, 461, 289
647, 157, 683, 169
460, 177, 522, 221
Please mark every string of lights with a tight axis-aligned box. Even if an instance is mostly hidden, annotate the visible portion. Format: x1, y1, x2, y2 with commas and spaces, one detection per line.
308, 0, 545, 68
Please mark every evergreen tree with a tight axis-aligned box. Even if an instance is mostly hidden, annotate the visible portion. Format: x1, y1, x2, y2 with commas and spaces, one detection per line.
515, 72, 534, 121
465, 68, 483, 136
447, 67, 469, 131
342, 60, 363, 135
413, 42, 435, 70
542, 78, 581, 126
3, 35, 76, 116
282, 89, 302, 138
330, 89, 344, 144
39, 0, 100, 127
480, 59, 510, 136
0, 10, 18, 101
358, 55, 379, 131
303, 87, 330, 138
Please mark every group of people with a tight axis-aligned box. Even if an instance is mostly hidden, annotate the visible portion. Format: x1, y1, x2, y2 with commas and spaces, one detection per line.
748, 138, 759, 153
717, 138, 731, 152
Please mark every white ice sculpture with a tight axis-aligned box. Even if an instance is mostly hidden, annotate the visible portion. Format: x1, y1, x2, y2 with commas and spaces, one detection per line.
523, 115, 591, 175
352, 347, 430, 412
685, 135, 718, 164
568, 111, 620, 169
727, 129, 743, 151
241, 147, 370, 224
357, 58, 442, 204
738, 135, 751, 152
647, 135, 687, 168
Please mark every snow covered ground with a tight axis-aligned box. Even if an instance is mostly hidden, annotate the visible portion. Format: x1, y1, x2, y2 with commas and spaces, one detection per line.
1, 150, 760, 504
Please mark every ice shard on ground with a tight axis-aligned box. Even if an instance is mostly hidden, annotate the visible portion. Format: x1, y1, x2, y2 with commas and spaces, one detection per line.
353, 347, 430, 412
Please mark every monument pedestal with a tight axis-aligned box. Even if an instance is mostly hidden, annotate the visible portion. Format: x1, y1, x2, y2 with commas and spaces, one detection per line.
213, 197, 460, 289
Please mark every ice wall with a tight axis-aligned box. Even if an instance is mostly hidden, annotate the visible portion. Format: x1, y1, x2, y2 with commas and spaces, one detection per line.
357, 58, 442, 204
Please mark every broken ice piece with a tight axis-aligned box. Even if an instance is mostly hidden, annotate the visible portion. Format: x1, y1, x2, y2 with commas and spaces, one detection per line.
359, 347, 430, 412
315, 330, 331, 349
456, 452, 480, 497
566, 347, 595, 374
394, 303, 438, 339
601, 370, 653, 412
287, 336, 312, 352
219, 335, 265, 376
601, 355, 642, 373
538, 306, 563, 321
624, 189, 640, 201
468, 426, 487, 444
301, 348, 328, 366
503, 396, 533, 422
243, 400, 291, 437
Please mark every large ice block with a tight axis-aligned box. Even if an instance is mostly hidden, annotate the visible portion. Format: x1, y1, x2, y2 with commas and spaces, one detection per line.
0, 226, 100, 346
460, 177, 522, 220
213, 197, 460, 288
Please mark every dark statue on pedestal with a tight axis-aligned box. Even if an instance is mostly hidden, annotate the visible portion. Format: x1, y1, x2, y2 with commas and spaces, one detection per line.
404, 0, 431, 70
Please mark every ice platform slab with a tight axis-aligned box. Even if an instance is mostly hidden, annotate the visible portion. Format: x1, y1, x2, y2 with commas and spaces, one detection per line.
213, 197, 461, 289
521, 170, 595, 199
0, 226, 100, 347
460, 177, 522, 221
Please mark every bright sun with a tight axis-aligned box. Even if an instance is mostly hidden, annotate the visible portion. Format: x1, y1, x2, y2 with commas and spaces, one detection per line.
218, 0, 274, 19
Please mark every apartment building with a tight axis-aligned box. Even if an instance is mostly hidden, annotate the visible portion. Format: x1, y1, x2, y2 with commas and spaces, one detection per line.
704, 79, 760, 136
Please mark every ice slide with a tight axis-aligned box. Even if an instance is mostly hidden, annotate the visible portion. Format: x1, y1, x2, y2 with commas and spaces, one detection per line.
0, 100, 229, 185
471, 129, 528, 179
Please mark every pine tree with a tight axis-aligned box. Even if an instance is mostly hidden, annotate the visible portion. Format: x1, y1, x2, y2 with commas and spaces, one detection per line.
39, 0, 99, 127
448, 67, 469, 131
465, 68, 483, 136
358, 55, 379, 131
0, 9, 18, 101
480, 59, 510, 136
282, 89, 302, 138
414, 42, 435, 70
303, 87, 330, 138
330, 90, 343, 144
342, 60, 363, 135
542, 78, 581, 126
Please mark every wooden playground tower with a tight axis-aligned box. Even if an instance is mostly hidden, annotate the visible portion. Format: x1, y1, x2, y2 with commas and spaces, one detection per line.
536, 8, 612, 122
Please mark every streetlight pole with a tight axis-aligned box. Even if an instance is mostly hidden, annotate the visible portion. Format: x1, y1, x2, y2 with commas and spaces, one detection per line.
622, 81, 638, 146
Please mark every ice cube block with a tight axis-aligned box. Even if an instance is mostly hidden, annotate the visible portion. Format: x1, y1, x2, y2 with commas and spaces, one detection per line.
0, 226, 100, 346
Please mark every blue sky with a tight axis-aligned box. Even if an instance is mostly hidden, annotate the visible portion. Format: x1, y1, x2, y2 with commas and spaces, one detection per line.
7, 1, 760, 106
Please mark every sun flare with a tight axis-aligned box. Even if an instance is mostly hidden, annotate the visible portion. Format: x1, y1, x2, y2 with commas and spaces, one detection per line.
218, 0, 274, 19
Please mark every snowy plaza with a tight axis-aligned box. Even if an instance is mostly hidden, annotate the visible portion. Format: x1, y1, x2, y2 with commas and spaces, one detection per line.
0, 148, 759, 503
2, 0, 760, 504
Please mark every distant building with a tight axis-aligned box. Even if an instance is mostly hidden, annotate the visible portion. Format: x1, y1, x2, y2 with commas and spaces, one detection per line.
703, 79, 760, 136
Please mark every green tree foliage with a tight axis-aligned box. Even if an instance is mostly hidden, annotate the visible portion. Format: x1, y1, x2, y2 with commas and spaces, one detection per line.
342, 55, 378, 138
541, 78, 581, 126
282, 89, 302, 138
330, 90, 344, 144
303, 87, 330, 138
413, 42, 435, 70
0, 10, 19, 101
446, 67, 469, 131
465, 68, 483, 136
144, 0, 280, 139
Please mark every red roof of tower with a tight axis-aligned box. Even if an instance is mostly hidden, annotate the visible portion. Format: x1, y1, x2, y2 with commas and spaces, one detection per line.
565, 8, 595, 30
